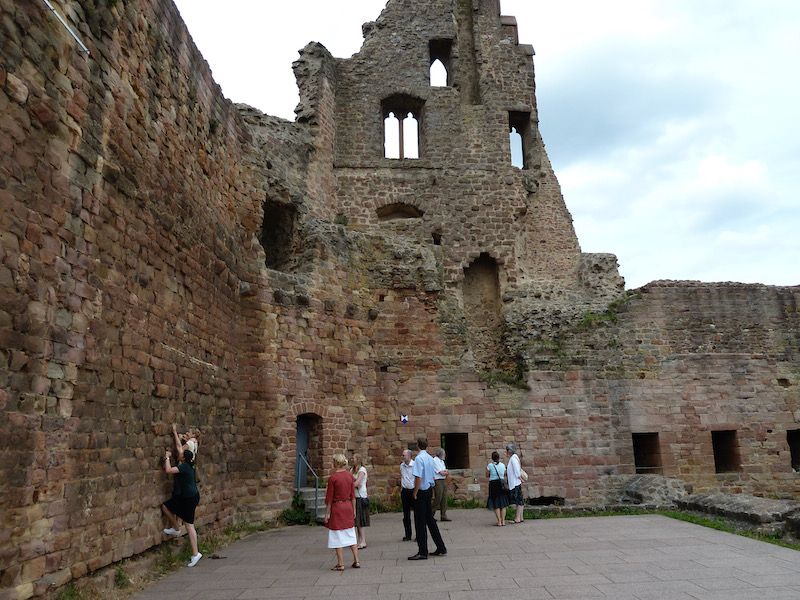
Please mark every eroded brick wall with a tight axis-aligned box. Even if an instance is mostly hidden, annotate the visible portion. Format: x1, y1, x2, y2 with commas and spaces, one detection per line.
0, 0, 270, 596
3, 1, 800, 598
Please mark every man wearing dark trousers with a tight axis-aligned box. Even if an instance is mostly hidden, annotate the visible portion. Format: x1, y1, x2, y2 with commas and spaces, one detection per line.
400, 449, 415, 541
409, 437, 447, 560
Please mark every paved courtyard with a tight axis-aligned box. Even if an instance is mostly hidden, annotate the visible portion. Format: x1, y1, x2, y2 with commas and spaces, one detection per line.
131, 509, 800, 599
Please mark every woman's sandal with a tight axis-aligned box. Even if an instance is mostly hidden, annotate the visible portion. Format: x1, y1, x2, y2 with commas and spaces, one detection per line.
351, 562, 360, 568
331, 564, 344, 571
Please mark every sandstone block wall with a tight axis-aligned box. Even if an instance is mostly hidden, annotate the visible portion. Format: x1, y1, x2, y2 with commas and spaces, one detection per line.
2, 1, 799, 598
1, 0, 271, 596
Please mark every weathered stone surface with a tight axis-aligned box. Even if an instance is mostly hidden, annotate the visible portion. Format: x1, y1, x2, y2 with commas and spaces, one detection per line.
619, 475, 693, 506
678, 492, 800, 524
678, 492, 800, 537
2, 0, 799, 598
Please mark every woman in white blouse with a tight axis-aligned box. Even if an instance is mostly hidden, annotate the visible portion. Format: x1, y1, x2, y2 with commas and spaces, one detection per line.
505, 443, 525, 524
351, 453, 370, 549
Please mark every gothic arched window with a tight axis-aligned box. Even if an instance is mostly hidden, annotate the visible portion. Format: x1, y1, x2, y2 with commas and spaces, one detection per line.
382, 95, 424, 159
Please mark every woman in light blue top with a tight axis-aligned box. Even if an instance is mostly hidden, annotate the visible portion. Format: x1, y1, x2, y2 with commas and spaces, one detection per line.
486, 451, 509, 526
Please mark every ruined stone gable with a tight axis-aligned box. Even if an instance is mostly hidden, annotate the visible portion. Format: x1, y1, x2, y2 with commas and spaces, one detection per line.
1, 0, 799, 597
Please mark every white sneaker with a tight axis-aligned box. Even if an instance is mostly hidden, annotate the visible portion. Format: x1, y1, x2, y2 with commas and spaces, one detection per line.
163, 528, 181, 536
187, 553, 202, 567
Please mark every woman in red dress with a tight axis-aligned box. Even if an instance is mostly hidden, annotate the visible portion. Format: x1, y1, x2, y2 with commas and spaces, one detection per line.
324, 454, 360, 570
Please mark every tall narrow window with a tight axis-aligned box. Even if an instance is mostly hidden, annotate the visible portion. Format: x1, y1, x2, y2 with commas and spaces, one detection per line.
429, 39, 453, 87
384, 112, 400, 159
788, 430, 800, 471
711, 430, 741, 473
403, 113, 419, 158
260, 199, 297, 272
382, 95, 424, 159
509, 111, 532, 169
509, 126, 523, 168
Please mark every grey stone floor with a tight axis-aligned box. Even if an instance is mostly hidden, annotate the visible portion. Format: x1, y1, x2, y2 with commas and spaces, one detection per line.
131, 509, 800, 599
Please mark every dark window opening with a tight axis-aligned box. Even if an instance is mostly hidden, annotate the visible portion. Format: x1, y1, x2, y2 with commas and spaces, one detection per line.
529, 496, 564, 506
711, 430, 741, 473
261, 199, 297, 271
376, 203, 424, 221
509, 111, 533, 169
440, 433, 469, 469
383, 94, 424, 159
429, 39, 453, 87
788, 430, 800, 471
632, 432, 663, 474
432, 231, 442, 245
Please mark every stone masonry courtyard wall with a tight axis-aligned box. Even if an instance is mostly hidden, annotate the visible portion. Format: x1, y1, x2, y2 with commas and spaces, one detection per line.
1, 0, 799, 598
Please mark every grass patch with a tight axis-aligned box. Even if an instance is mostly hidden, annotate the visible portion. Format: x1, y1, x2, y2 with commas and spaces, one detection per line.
279, 493, 312, 525
114, 566, 130, 589
369, 496, 393, 514
448, 496, 484, 509
660, 510, 800, 551
56, 584, 82, 600
580, 292, 641, 328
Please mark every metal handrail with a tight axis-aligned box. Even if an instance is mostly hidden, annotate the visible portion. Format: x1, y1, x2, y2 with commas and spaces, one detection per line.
296, 453, 320, 520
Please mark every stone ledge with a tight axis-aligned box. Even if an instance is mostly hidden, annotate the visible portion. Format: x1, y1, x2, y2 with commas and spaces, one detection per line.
677, 492, 800, 538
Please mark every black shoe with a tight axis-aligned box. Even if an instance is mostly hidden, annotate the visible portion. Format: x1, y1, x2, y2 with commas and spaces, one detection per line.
402, 537, 411, 541
431, 549, 447, 556
408, 554, 428, 560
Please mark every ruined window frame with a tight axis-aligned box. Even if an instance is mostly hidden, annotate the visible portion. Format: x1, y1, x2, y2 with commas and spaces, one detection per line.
509, 111, 533, 169
382, 94, 425, 159
429, 38, 453, 87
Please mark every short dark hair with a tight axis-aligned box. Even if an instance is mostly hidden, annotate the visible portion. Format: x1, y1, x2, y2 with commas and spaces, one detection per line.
417, 437, 428, 450
492, 451, 500, 462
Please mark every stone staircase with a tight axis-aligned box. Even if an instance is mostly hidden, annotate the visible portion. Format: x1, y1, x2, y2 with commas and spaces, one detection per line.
297, 486, 325, 522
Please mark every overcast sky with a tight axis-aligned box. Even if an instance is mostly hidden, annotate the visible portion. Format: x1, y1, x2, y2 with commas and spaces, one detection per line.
173, 0, 799, 290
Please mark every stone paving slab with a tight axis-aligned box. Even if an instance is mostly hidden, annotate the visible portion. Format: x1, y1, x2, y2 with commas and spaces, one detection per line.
131, 509, 800, 599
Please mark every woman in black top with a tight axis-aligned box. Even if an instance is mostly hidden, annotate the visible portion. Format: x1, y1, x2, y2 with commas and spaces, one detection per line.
162, 448, 202, 567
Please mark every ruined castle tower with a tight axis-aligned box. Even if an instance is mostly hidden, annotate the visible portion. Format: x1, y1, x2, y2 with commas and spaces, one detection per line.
1, 0, 799, 596
256, 0, 624, 374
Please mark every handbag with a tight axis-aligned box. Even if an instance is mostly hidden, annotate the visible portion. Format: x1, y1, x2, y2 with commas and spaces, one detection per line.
492, 464, 509, 491
360, 497, 369, 508
520, 468, 529, 482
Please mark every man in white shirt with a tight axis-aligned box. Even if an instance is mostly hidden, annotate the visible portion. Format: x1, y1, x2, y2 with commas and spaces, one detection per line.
432, 448, 450, 521
400, 449, 415, 541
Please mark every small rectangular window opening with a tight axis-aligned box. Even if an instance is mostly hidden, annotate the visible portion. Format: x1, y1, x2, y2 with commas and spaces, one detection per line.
632, 432, 663, 474
787, 430, 800, 472
440, 433, 469, 469
711, 430, 741, 473
509, 111, 532, 169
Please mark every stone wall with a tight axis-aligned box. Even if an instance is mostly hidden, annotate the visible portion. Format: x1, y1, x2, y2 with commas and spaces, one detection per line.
2, 0, 800, 598
1, 0, 270, 596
